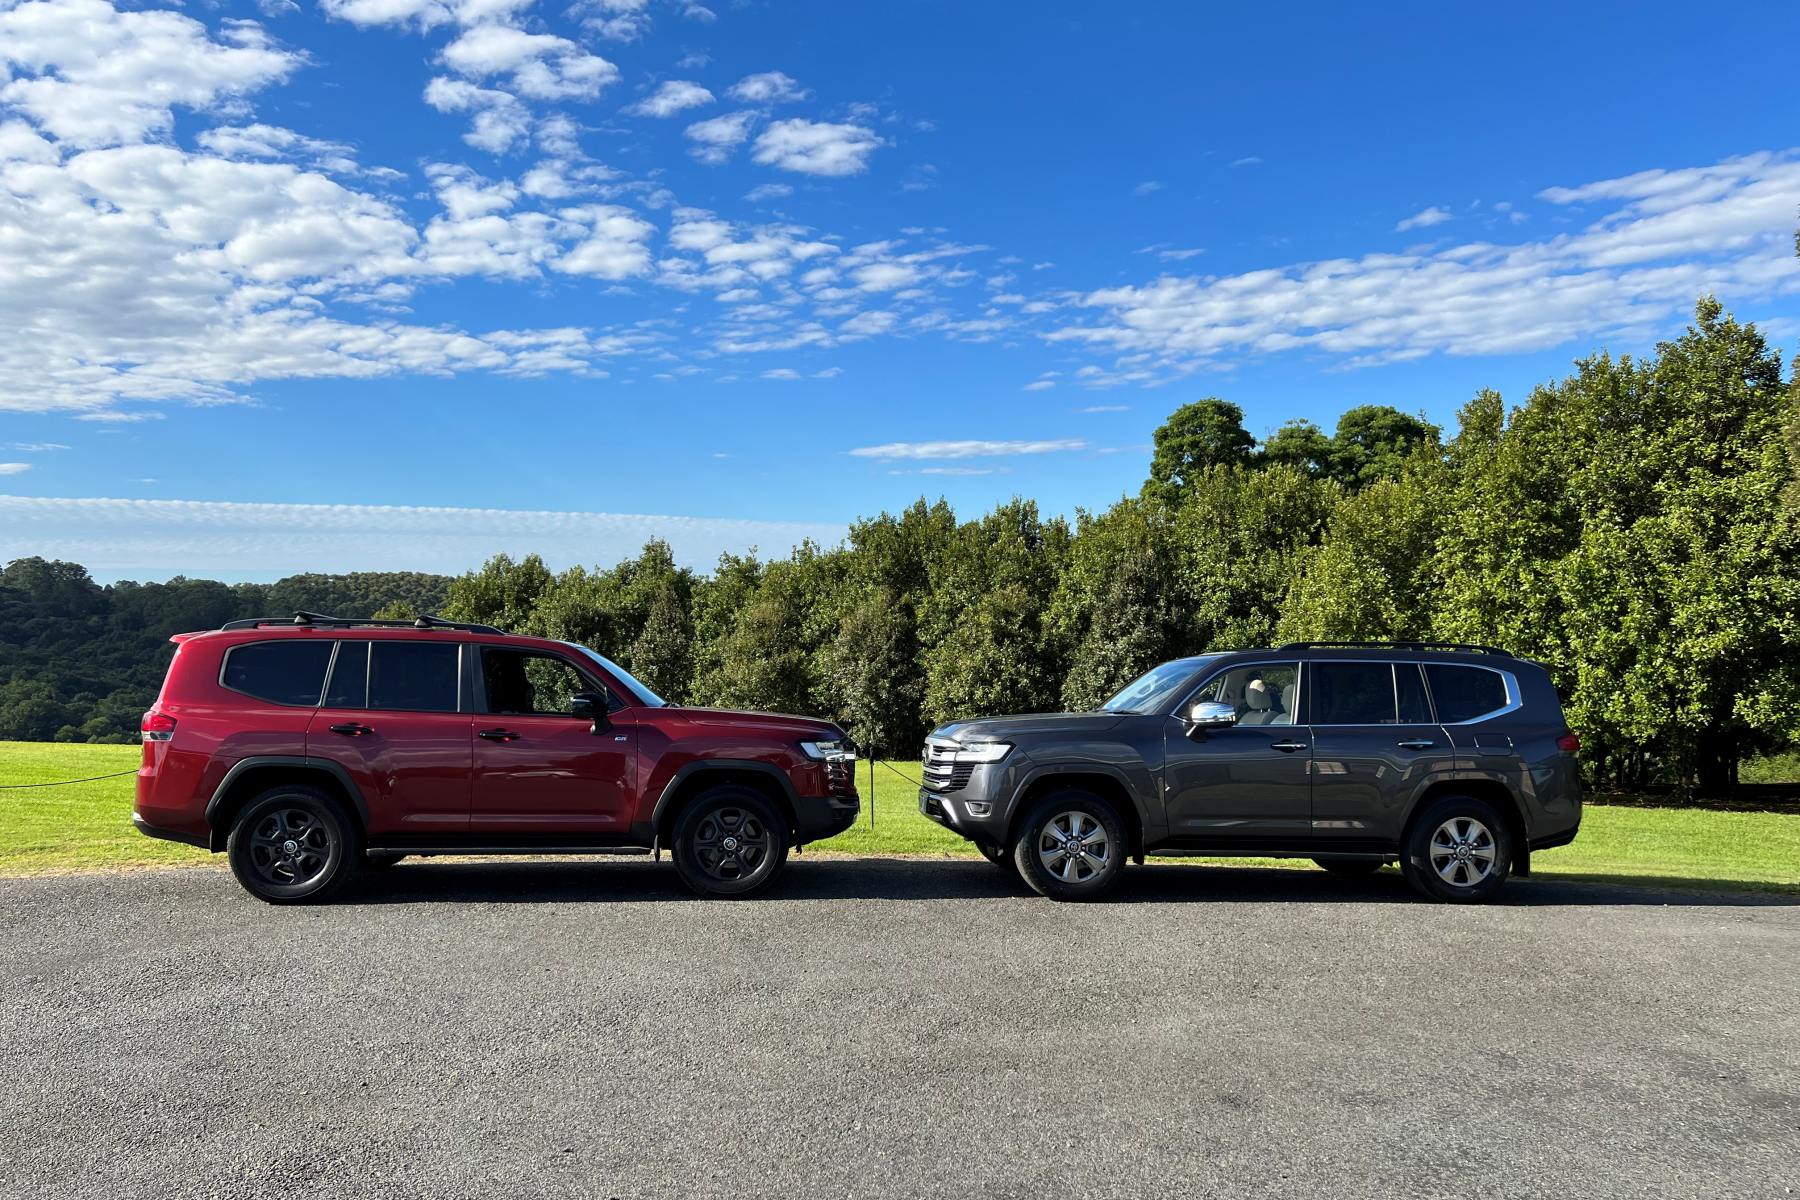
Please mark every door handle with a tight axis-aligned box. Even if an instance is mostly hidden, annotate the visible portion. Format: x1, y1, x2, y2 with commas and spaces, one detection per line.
479, 728, 521, 742
1396, 739, 1436, 750
328, 723, 373, 737
1270, 740, 1309, 753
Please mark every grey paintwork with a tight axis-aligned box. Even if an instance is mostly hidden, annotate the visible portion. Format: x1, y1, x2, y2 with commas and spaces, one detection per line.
920, 646, 1582, 862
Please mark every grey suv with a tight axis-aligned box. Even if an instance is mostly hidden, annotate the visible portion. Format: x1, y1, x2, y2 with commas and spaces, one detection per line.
918, 642, 1581, 902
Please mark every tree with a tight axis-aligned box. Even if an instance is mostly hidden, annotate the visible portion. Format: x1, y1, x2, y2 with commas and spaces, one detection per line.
1260, 419, 1335, 478
1050, 498, 1175, 710
923, 585, 1054, 726
626, 587, 694, 703
443, 554, 554, 632
1144, 398, 1256, 504
1278, 466, 1444, 642
817, 588, 920, 754
1329, 405, 1440, 488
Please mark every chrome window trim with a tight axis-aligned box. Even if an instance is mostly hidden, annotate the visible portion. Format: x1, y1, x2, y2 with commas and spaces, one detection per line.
1423, 662, 1523, 725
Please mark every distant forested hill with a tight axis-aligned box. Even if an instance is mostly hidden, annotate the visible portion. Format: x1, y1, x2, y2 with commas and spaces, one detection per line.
0, 559, 450, 742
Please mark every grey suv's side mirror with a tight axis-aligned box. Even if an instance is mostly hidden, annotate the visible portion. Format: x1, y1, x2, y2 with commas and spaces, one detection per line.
1186, 700, 1239, 729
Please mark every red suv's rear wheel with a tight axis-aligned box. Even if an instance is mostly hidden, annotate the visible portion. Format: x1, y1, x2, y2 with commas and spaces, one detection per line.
226, 785, 360, 905
671, 785, 790, 898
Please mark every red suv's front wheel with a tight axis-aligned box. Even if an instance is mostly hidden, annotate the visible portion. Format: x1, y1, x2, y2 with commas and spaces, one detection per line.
671, 785, 790, 898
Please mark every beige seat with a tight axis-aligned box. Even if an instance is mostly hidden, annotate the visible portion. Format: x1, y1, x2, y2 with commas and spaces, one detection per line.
1239, 679, 1276, 724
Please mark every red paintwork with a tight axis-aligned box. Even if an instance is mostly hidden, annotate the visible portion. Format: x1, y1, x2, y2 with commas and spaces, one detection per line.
134, 625, 856, 848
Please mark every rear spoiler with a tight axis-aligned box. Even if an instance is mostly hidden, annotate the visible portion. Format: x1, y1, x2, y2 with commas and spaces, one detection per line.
169, 632, 204, 644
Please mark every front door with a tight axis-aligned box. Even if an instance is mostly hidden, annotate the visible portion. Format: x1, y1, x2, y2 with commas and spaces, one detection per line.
1305, 660, 1449, 843
305, 638, 472, 835
469, 645, 635, 836
1162, 660, 1311, 842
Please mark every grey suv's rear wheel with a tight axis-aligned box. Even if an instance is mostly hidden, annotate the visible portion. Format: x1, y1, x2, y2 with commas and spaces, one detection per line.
226, 785, 360, 905
1011, 790, 1126, 901
1401, 795, 1512, 903
672, 785, 790, 898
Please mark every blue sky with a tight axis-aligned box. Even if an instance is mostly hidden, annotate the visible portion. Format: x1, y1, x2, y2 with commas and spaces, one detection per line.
2, 0, 1798, 580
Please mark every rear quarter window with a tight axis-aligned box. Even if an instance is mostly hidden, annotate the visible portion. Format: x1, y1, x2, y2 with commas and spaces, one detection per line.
1425, 664, 1511, 723
221, 641, 335, 707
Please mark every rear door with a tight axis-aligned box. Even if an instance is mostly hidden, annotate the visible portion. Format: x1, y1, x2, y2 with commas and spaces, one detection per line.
1161, 659, 1311, 841
1306, 660, 1449, 844
305, 639, 472, 835
468, 645, 635, 836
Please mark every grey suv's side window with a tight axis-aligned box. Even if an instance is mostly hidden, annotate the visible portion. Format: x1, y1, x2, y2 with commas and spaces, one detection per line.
1192, 662, 1300, 726
1425, 664, 1512, 723
1309, 662, 1401, 725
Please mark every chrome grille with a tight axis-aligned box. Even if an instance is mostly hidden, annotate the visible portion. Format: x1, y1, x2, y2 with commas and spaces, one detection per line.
922, 741, 973, 792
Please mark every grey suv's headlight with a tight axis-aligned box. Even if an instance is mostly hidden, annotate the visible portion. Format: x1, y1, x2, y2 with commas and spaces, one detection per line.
800, 739, 857, 761
946, 742, 1011, 764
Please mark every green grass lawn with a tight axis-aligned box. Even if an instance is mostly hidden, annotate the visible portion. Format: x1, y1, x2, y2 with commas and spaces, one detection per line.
4, 741, 1797, 893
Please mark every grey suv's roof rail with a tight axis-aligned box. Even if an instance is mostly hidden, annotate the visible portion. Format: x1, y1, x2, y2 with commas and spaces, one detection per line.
1277, 640, 1514, 657
219, 610, 506, 635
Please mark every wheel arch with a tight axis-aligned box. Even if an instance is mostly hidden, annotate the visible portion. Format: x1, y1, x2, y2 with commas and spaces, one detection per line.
204, 757, 369, 852
1401, 776, 1528, 873
654, 760, 801, 844
1007, 768, 1145, 856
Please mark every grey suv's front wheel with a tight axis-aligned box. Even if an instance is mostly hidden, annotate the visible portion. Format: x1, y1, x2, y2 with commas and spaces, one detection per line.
1012, 790, 1126, 901
1401, 795, 1512, 903
226, 785, 360, 905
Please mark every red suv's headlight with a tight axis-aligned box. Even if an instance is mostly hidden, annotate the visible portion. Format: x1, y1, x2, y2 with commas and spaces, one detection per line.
141, 712, 176, 743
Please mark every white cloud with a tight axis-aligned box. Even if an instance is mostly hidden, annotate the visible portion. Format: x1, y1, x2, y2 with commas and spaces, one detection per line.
1395, 205, 1452, 232
0, 0, 299, 148
1051, 150, 1800, 370
1133, 180, 1163, 196
0, 495, 846, 576
9, 442, 71, 451
626, 79, 713, 117
1023, 379, 1054, 391
1080, 404, 1130, 413
761, 367, 800, 379
0, 463, 31, 475
1231, 156, 1261, 168
727, 71, 808, 105
441, 25, 618, 101
423, 76, 532, 152
849, 438, 1087, 460
685, 111, 756, 165
752, 119, 881, 176
320, 0, 534, 30
745, 182, 792, 203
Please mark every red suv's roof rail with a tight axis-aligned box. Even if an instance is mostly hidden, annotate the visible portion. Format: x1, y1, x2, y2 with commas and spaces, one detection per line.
218, 610, 506, 635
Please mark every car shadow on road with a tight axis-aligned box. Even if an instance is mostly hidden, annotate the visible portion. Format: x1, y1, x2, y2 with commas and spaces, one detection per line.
333, 857, 1799, 908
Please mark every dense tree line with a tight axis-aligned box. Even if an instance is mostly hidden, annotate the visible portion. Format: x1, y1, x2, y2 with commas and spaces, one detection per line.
4, 298, 1796, 795
0, 564, 449, 743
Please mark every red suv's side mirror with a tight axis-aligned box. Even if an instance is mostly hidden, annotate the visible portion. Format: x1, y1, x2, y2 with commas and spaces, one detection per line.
570, 692, 610, 731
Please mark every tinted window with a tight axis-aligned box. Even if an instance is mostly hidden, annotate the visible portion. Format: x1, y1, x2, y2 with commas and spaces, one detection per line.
1396, 663, 1432, 723
222, 641, 333, 706
367, 642, 460, 712
482, 648, 592, 715
1310, 662, 1397, 725
1426, 665, 1510, 723
324, 640, 368, 708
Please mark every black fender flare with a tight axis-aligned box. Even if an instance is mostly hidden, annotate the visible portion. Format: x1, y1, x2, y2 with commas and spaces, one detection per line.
204, 756, 373, 837
652, 759, 803, 834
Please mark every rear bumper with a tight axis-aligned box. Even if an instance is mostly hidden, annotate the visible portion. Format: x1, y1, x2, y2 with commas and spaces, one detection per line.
131, 811, 210, 850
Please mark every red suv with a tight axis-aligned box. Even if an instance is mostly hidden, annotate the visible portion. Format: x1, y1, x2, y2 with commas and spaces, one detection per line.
131, 612, 859, 902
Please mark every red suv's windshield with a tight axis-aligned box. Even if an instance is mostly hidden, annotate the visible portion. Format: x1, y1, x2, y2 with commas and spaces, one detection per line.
563, 642, 668, 708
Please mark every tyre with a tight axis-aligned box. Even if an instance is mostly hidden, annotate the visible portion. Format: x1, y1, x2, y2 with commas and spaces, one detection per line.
974, 840, 1013, 872
226, 785, 360, 905
364, 852, 407, 869
1011, 790, 1126, 901
1400, 795, 1512, 903
672, 786, 790, 898
1313, 857, 1385, 876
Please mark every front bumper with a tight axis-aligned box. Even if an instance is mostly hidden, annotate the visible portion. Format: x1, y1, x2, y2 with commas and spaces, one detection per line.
919, 786, 1010, 844
793, 794, 860, 845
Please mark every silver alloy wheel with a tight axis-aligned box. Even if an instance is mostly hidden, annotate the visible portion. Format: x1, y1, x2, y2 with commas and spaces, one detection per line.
1429, 815, 1497, 888
1037, 810, 1111, 884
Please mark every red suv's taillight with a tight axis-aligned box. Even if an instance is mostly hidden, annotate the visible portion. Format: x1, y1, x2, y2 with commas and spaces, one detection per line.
1556, 732, 1581, 754
142, 712, 176, 743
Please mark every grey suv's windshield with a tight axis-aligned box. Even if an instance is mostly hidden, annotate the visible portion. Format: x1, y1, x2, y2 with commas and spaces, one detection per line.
1102, 656, 1218, 714
564, 642, 668, 708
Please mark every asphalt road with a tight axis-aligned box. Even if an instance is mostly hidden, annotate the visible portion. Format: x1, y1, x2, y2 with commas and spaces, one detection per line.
1, 860, 1796, 1200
